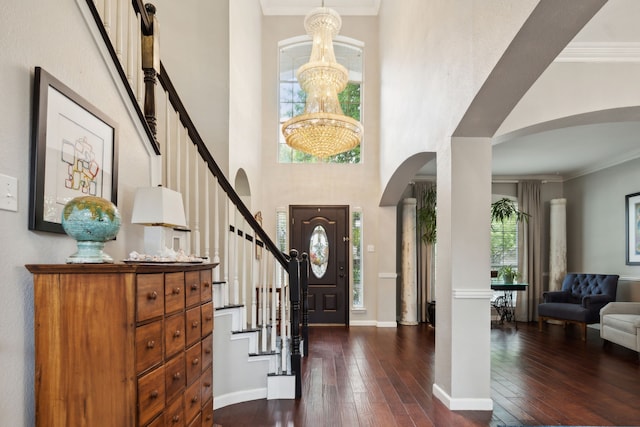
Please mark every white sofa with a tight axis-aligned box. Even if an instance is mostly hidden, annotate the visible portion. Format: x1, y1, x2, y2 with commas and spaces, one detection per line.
600, 302, 640, 353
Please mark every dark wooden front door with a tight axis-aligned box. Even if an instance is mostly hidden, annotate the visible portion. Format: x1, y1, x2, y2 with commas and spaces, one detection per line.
290, 205, 349, 325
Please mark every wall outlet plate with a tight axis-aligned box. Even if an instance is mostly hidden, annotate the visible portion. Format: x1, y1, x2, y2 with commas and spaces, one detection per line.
0, 174, 18, 212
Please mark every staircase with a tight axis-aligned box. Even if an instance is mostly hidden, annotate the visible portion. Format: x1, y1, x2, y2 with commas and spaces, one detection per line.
79, 0, 308, 410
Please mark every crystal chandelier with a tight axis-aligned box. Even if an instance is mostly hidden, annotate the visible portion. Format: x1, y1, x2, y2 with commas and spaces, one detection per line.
281, 5, 363, 159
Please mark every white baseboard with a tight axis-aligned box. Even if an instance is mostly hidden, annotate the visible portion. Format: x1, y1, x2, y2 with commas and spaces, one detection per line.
267, 375, 296, 400
432, 383, 493, 411
214, 388, 267, 409
376, 321, 398, 328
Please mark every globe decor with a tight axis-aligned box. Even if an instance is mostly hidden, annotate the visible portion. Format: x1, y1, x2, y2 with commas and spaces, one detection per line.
61, 196, 122, 263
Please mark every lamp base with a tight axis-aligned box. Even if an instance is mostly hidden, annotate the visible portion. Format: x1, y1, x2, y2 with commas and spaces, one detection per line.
66, 241, 114, 264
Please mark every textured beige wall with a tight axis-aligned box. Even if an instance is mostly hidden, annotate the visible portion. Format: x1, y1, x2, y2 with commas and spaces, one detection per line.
0, 1, 154, 424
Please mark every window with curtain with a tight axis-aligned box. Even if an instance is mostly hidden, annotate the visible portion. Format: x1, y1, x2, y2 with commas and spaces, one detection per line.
491, 202, 519, 274
278, 37, 364, 163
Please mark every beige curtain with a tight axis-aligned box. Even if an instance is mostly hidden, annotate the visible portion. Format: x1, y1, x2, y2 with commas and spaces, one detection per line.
516, 180, 542, 322
414, 182, 435, 322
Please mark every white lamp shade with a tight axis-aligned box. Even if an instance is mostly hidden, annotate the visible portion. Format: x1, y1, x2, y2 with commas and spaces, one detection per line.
131, 187, 187, 229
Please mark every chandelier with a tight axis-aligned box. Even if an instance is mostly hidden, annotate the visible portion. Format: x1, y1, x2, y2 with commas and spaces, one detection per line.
281, 5, 363, 159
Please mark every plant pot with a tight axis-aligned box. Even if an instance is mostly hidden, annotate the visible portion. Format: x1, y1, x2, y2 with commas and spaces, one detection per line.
427, 301, 436, 326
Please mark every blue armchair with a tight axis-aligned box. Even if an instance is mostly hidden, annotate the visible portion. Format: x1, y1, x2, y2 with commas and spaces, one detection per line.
538, 273, 619, 341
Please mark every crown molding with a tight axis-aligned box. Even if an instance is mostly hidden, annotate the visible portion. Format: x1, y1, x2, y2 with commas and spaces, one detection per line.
260, 0, 380, 16
555, 42, 640, 63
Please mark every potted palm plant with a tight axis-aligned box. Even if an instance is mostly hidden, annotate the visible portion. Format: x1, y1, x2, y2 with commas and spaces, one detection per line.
417, 185, 437, 325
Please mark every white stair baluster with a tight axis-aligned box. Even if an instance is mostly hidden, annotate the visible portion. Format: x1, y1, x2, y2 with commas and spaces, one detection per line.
261, 251, 268, 353
241, 219, 247, 328
212, 179, 220, 279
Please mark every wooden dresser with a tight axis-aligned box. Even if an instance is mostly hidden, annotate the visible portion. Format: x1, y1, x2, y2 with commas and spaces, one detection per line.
26, 263, 216, 427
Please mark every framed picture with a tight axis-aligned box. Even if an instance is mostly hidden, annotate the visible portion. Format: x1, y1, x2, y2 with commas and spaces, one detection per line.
29, 67, 118, 233
626, 192, 640, 265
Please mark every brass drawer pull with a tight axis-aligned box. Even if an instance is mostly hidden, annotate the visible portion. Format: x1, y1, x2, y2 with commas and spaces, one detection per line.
147, 291, 158, 300
203, 381, 211, 388
191, 283, 199, 291
192, 321, 199, 328
173, 372, 182, 380
191, 395, 199, 403
172, 287, 181, 295
146, 340, 155, 349
172, 415, 180, 423
204, 281, 211, 288
173, 330, 181, 337
192, 358, 199, 366
150, 390, 159, 399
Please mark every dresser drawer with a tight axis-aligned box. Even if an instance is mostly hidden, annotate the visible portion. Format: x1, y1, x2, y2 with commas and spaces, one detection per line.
186, 412, 201, 427
165, 272, 185, 314
201, 334, 212, 370
201, 398, 214, 427
165, 353, 186, 403
146, 414, 164, 427
200, 269, 212, 303
164, 395, 185, 426
136, 320, 163, 374
138, 365, 166, 426
185, 342, 202, 385
200, 366, 213, 406
201, 302, 213, 337
185, 306, 201, 347
165, 313, 186, 358
137, 274, 165, 322
185, 271, 201, 308
184, 377, 201, 424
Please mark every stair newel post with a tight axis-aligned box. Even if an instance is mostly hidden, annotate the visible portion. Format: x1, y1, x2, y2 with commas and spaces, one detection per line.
300, 252, 309, 357
288, 249, 302, 398
279, 261, 288, 374
141, 3, 158, 140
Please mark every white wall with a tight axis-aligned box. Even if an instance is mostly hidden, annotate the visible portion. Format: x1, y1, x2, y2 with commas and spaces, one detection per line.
152, 0, 230, 173
229, 0, 263, 211
0, 1, 154, 425
564, 157, 640, 301
377, 0, 538, 188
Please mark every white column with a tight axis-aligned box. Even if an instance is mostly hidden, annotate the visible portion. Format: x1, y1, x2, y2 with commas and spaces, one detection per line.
400, 198, 418, 325
434, 137, 493, 411
549, 198, 567, 291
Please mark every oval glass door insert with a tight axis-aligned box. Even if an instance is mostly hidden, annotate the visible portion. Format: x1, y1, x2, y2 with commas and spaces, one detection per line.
309, 225, 329, 278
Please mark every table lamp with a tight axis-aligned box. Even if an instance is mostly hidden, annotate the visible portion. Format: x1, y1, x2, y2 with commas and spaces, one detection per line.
131, 186, 187, 255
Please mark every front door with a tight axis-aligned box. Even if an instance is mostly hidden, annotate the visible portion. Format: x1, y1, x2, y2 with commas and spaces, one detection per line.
290, 205, 349, 325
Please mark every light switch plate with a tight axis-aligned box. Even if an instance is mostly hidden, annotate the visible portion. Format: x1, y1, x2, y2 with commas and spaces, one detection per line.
0, 174, 18, 212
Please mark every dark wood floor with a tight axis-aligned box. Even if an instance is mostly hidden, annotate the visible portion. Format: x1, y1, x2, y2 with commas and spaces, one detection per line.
214, 322, 640, 426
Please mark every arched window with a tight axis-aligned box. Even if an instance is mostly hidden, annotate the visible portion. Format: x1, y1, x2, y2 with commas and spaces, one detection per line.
278, 36, 364, 163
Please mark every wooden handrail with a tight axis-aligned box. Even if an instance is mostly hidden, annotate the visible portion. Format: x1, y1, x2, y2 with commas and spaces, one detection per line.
157, 63, 288, 268
84, 0, 160, 154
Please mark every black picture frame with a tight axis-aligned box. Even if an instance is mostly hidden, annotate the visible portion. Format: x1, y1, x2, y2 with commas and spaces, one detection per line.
626, 192, 640, 265
29, 67, 118, 234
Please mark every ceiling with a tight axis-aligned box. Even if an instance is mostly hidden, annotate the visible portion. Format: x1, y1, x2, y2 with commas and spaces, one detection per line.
262, 0, 640, 181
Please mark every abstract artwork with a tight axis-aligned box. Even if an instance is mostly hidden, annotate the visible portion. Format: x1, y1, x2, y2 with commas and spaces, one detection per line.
626, 192, 640, 265
29, 67, 118, 234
